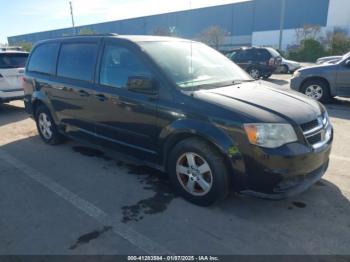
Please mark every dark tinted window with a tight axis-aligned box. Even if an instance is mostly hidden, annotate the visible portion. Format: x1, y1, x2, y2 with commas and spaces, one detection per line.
28, 43, 59, 74
235, 49, 254, 60
0, 53, 28, 69
256, 49, 271, 61
57, 43, 98, 81
228, 51, 238, 60
234, 50, 244, 60
100, 45, 151, 88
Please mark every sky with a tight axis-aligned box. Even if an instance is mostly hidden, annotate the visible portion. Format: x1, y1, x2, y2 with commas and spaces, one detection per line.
0, 0, 249, 44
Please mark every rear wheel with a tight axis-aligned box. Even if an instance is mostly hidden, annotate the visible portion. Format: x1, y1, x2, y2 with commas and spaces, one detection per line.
35, 105, 65, 145
168, 138, 231, 206
301, 79, 330, 103
262, 73, 272, 79
248, 68, 261, 80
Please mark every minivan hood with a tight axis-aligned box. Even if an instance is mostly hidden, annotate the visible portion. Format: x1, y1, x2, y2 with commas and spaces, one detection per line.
193, 82, 322, 124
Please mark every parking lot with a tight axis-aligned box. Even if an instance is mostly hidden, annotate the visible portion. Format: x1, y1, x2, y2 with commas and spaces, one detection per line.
0, 74, 350, 255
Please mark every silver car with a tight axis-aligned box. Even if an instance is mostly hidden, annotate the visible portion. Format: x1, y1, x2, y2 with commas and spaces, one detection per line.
290, 53, 350, 102
0, 51, 28, 104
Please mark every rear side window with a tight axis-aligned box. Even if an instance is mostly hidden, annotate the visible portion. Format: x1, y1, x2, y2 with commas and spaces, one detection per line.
28, 43, 59, 74
0, 53, 28, 69
256, 49, 271, 61
57, 43, 98, 82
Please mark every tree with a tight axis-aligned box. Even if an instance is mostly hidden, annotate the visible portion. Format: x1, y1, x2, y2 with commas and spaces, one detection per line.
328, 31, 350, 55
295, 24, 321, 44
197, 26, 228, 50
152, 27, 172, 36
19, 42, 33, 52
78, 28, 96, 35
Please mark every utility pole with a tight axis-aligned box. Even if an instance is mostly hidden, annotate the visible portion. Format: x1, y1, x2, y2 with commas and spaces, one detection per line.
69, 1, 76, 35
278, 0, 286, 51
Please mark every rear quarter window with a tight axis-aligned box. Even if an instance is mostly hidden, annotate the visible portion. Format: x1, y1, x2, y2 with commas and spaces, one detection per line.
0, 53, 28, 69
28, 43, 59, 74
57, 43, 98, 82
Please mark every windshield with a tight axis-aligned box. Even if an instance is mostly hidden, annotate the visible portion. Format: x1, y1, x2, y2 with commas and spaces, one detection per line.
140, 41, 251, 89
0, 53, 28, 69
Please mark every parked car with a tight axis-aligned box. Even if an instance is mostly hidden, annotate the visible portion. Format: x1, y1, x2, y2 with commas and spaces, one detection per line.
0, 51, 28, 104
226, 47, 282, 79
291, 52, 350, 102
23, 35, 332, 206
277, 58, 301, 74
316, 52, 350, 64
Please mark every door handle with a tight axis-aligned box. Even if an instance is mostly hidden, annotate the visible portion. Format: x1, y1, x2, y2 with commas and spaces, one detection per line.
95, 93, 108, 101
79, 90, 90, 97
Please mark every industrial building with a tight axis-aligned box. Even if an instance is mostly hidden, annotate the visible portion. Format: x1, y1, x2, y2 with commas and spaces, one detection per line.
7, 0, 350, 51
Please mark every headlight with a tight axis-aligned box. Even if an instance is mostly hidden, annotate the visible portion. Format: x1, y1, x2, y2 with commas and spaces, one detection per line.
293, 71, 301, 77
244, 123, 298, 148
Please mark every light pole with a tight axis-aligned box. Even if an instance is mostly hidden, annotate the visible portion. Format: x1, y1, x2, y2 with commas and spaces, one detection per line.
278, 0, 286, 51
69, 1, 77, 35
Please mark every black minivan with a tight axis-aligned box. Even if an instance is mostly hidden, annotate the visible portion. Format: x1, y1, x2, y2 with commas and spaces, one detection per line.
23, 35, 333, 206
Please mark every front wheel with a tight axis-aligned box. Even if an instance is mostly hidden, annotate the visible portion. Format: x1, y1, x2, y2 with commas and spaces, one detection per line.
35, 105, 65, 145
301, 79, 330, 103
168, 138, 231, 206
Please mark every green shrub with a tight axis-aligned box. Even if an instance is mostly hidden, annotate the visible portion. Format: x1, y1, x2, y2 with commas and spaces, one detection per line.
288, 39, 328, 62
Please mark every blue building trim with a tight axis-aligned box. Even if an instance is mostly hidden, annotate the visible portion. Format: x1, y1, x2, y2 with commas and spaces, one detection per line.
7, 0, 330, 45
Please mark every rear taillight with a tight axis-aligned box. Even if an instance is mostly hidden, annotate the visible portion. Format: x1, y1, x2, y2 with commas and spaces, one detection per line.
268, 58, 275, 66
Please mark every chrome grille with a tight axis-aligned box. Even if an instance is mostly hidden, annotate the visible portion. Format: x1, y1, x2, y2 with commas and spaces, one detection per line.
301, 119, 319, 132
301, 113, 331, 149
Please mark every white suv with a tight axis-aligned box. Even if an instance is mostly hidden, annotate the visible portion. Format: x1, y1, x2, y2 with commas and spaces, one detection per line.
0, 51, 28, 104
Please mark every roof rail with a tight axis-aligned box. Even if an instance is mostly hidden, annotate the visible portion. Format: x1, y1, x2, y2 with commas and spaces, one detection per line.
61, 33, 119, 38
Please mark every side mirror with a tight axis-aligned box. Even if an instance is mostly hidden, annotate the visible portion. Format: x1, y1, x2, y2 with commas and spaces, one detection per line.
127, 76, 158, 95
345, 59, 350, 67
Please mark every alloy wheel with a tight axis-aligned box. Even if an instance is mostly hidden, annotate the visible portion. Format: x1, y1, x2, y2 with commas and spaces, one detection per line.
176, 152, 213, 196
305, 85, 323, 100
249, 69, 260, 79
38, 112, 53, 140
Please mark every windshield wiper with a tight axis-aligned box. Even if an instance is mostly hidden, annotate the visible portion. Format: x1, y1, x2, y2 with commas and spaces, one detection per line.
231, 79, 256, 85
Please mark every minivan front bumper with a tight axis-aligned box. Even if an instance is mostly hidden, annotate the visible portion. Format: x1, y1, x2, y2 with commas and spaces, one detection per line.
238, 132, 332, 199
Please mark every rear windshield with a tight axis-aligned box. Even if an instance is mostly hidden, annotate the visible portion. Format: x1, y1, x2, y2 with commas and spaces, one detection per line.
0, 53, 28, 69
266, 48, 281, 58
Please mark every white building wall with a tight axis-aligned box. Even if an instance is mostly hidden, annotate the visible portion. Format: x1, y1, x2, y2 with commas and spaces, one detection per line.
251, 29, 300, 50
327, 0, 350, 28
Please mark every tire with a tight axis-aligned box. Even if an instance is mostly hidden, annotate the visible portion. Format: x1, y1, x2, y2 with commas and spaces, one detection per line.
301, 79, 330, 103
248, 67, 261, 80
167, 138, 231, 206
35, 105, 65, 145
262, 74, 272, 79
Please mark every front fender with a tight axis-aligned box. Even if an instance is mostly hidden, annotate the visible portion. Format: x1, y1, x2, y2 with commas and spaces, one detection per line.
159, 119, 246, 177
